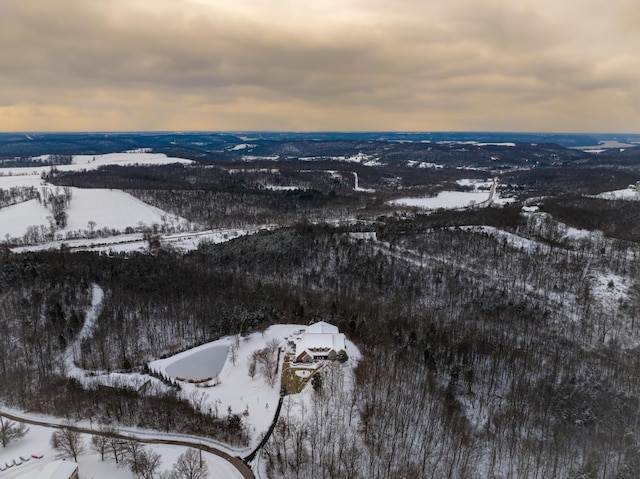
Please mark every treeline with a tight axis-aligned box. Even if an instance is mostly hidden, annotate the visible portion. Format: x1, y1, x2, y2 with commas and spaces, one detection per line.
47, 163, 356, 192
0, 154, 72, 167
378, 203, 524, 234
500, 167, 639, 196
0, 186, 40, 209
541, 194, 640, 242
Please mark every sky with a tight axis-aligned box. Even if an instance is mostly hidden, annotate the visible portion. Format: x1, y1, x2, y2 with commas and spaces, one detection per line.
1, 0, 639, 133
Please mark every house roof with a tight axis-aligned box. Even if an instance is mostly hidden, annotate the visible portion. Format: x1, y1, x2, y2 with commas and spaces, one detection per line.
18, 460, 78, 479
306, 321, 339, 335
32, 460, 78, 479
294, 321, 346, 359
299, 333, 335, 351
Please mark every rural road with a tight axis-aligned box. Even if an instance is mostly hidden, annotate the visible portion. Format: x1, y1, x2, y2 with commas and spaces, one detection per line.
0, 410, 255, 479
478, 178, 497, 205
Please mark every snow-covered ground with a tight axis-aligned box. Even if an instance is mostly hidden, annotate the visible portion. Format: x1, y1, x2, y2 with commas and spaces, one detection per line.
241, 155, 280, 161
150, 324, 361, 447
10, 226, 271, 254
406, 160, 443, 169
228, 143, 256, 151
58, 289, 362, 454
437, 141, 516, 147
456, 178, 493, 189
0, 422, 243, 479
298, 152, 382, 166
0, 188, 188, 241
595, 187, 639, 200
264, 185, 304, 191
390, 190, 491, 209
0, 152, 193, 179
0, 175, 44, 189
0, 152, 194, 243
53, 284, 361, 476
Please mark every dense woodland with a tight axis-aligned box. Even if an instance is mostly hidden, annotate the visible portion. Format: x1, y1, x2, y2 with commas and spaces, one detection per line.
2, 136, 640, 478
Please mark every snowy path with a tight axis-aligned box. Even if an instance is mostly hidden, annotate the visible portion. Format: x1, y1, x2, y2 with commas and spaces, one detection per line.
63, 284, 104, 379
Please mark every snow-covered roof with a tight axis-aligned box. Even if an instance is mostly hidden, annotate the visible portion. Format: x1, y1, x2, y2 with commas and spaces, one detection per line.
299, 333, 336, 351
34, 460, 78, 479
306, 321, 339, 335
294, 321, 346, 360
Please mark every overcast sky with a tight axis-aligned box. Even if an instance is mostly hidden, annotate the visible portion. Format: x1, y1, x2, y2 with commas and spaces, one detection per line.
1, 0, 639, 132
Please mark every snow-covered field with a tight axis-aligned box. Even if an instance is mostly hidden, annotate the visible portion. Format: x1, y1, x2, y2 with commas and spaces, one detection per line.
0, 152, 194, 243
390, 190, 491, 209
228, 143, 257, 151
0, 188, 188, 241
0, 422, 243, 479
595, 187, 640, 200
0, 152, 193, 178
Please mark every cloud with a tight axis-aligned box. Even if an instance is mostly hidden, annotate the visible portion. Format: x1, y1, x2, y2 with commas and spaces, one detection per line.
0, 0, 639, 132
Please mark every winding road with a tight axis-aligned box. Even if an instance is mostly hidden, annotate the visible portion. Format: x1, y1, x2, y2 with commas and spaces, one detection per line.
0, 410, 254, 479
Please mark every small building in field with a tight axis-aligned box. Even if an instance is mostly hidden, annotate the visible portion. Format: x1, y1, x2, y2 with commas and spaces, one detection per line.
293, 321, 346, 363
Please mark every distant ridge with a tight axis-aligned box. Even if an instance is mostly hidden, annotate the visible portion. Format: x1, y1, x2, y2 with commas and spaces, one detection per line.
1, 131, 638, 159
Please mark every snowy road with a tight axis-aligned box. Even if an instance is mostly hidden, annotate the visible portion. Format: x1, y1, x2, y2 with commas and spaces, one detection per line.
0, 410, 254, 479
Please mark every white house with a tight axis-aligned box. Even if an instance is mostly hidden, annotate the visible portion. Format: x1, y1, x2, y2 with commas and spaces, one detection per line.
293, 321, 346, 362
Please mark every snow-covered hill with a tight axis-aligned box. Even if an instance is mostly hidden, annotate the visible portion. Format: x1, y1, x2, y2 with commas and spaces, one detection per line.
0, 152, 193, 243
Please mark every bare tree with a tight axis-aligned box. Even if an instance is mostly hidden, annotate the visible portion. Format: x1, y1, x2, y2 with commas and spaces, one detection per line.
253, 346, 278, 387
169, 448, 209, 479
107, 434, 127, 464
248, 357, 257, 380
122, 438, 146, 476
229, 335, 240, 366
91, 434, 109, 461
266, 337, 281, 354
50, 427, 86, 461
0, 417, 29, 447
91, 425, 119, 461
138, 449, 163, 479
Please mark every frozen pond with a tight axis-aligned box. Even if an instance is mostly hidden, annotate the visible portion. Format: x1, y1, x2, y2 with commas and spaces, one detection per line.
165, 345, 228, 381
390, 190, 490, 210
